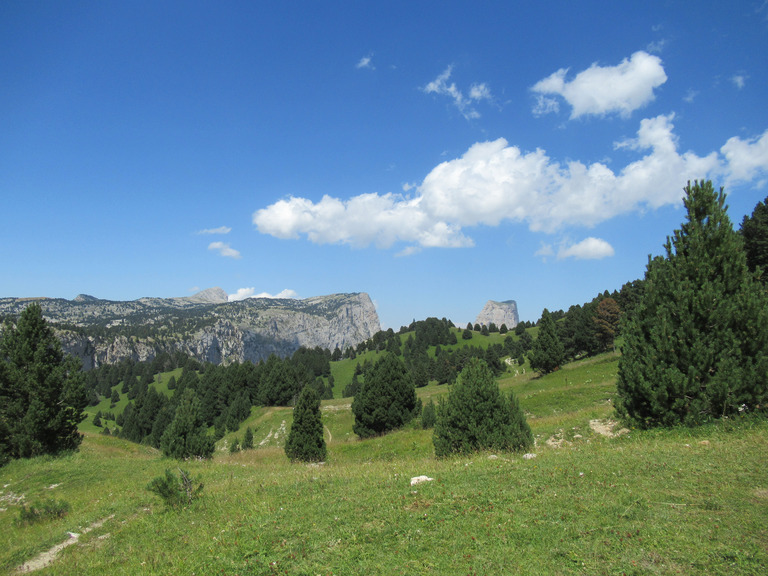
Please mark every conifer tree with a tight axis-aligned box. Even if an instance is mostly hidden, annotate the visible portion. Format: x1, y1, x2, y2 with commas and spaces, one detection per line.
284, 386, 326, 462
0, 303, 87, 465
352, 353, 419, 438
433, 358, 532, 456
529, 309, 565, 374
617, 181, 768, 427
242, 426, 254, 450
160, 388, 215, 459
741, 195, 768, 284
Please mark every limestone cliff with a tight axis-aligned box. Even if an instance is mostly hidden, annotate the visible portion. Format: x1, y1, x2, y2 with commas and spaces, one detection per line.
475, 300, 519, 329
0, 290, 380, 368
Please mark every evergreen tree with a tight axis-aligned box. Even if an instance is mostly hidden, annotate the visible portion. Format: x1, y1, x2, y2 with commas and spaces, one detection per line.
421, 399, 436, 429
160, 388, 215, 459
741, 195, 768, 284
433, 358, 532, 457
242, 426, 254, 450
529, 309, 565, 374
352, 353, 419, 438
617, 181, 768, 428
593, 297, 621, 352
0, 303, 87, 465
285, 386, 326, 462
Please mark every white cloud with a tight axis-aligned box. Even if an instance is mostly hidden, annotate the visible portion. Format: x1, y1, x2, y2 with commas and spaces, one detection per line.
557, 237, 615, 260
732, 74, 747, 89
197, 226, 232, 235
683, 89, 699, 103
422, 66, 492, 120
253, 116, 768, 252
721, 129, 768, 184
208, 241, 241, 259
356, 54, 374, 70
531, 51, 667, 118
228, 288, 298, 301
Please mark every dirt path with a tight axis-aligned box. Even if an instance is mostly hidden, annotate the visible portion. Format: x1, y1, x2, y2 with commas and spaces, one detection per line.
15, 514, 114, 574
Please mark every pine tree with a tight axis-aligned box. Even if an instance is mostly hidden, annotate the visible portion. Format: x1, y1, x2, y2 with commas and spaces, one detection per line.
433, 358, 532, 457
160, 388, 215, 459
741, 195, 768, 285
284, 386, 326, 462
617, 181, 768, 428
0, 303, 87, 465
529, 309, 565, 374
242, 426, 254, 450
352, 353, 419, 438
593, 297, 621, 352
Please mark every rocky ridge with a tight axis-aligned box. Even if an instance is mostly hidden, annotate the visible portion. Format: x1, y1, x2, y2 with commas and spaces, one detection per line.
0, 290, 380, 369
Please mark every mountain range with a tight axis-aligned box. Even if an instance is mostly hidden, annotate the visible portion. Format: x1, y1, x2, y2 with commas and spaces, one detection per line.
0, 289, 381, 369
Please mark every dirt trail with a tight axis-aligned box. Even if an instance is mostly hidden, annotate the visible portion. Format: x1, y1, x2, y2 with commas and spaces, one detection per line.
15, 515, 114, 573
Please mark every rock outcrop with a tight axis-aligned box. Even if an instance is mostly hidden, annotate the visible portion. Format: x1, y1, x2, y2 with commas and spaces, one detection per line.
0, 290, 381, 369
475, 300, 519, 329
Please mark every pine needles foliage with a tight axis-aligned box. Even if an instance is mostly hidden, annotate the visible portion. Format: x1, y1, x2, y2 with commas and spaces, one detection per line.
617, 181, 768, 428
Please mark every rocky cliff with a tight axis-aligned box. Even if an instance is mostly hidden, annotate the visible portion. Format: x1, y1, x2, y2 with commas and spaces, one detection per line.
0, 290, 381, 369
475, 300, 519, 329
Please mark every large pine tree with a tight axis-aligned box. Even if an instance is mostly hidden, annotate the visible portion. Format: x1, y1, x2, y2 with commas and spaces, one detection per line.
0, 303, 87, 465
284, 386, 326, 462
617, 181, 768, 428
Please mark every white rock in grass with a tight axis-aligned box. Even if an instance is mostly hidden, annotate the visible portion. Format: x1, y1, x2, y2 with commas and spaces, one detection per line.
522, 453, 537, 460
410, 475, 434, 486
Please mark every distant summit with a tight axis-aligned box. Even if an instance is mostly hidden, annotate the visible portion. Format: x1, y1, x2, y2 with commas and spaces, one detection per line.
475, 300, 519, 329
184, 287, 228, 304
74, 294, 100, 303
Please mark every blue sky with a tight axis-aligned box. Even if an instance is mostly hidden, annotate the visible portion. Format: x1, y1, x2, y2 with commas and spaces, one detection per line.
2, 1, 768, 329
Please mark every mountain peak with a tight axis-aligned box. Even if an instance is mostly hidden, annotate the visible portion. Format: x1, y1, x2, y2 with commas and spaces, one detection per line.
185, 287, 228, 304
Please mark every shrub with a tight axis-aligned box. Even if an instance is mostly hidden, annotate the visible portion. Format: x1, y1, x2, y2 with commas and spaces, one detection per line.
433, 358, 533, 457
146, 468, 203, 510
16, 498, 71, 526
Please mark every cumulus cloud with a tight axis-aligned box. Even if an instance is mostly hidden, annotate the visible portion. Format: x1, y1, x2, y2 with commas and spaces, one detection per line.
557, 237, 615, 260
531, 51, 667, 118
422, 66, 492, 120
197, 226, 232, 235
208, 241, 241, 259
228, 288, 298, 301
721, 130, 768, 185
253, 116, 768, 252
732, 74, 747, 89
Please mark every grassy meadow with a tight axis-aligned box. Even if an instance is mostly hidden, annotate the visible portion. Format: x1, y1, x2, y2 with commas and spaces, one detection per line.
1, 345, 767, 575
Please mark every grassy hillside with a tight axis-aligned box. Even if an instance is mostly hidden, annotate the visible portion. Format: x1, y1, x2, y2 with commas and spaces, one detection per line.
1, 352, 767, 575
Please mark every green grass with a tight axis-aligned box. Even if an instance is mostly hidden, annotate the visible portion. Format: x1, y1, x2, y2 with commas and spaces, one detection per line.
2, 352, 767, 575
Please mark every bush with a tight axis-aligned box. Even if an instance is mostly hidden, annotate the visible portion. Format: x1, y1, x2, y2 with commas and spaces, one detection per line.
433, 358, 533, 457
16, 498, 71, 526
146, 468, 203, 510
